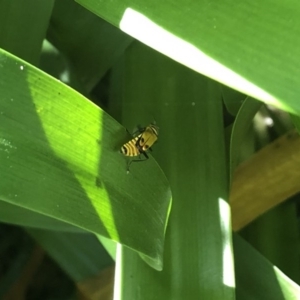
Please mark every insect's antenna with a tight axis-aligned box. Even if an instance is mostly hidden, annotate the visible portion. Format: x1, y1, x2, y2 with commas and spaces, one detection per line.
151, 114, 156, 125
150, 115, 159, 132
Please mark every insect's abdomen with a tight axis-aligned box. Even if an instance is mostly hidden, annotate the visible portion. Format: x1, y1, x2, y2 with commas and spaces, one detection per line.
121, 137, 140, 157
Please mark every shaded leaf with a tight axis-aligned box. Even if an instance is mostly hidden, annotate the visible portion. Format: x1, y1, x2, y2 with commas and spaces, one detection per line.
48, 0, 133, 91
0, 0, 54, 65
27, 229, 113, 281
234, 234, 300, 300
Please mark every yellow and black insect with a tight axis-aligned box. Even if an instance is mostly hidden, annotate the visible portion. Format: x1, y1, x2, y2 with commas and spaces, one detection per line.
121, 123, 159, 172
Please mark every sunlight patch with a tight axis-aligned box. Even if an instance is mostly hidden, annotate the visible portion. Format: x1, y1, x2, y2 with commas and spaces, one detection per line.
273, 266, 300, 297
28, 80, 119, 241
120, 8, 286, 111
114, 244, 123, 300
219, 198, 235, 288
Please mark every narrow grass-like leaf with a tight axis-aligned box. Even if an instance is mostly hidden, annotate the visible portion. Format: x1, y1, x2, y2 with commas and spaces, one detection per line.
230, 97, 261, 179
48, 0, 133, 91
0, 48, 172, 269
0, 0, 54, 65
111, 42, 234, 299
221, 84, 247, 116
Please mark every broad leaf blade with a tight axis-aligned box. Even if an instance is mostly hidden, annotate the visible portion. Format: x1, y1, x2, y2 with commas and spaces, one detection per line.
77, 0, 300, 114
0, 48, 172, 269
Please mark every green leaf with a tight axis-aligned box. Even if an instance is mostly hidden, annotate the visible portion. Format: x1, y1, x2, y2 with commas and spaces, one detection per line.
290, 114, 300, 134
240, 200, 300, 285
0, 201, 84, 232
77, 0, 300, 114
0, 0, 54, 65
234, 234, 300, 300
47, 0, 133, 91
0, 48, 172, 270
221, 84, 247, 116
27, 229, 113, 281
230, 97, 262, 179
112, 42, 234, 299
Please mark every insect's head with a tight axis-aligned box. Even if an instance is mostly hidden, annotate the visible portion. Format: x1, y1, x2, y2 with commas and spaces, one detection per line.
149, 122, 159, 136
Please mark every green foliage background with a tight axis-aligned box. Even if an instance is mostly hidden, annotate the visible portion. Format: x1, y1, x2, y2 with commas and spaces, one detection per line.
0, 0, 300, 299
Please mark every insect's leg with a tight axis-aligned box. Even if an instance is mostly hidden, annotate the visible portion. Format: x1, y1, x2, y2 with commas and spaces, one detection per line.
125, 128, 142, 136
137, 124, 144, 131
127, 152, 149, 173
131, 126, 146, 137
142, 152, 149, 160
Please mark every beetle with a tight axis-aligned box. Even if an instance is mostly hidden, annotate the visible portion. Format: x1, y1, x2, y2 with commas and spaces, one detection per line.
121, 123, 159, 172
